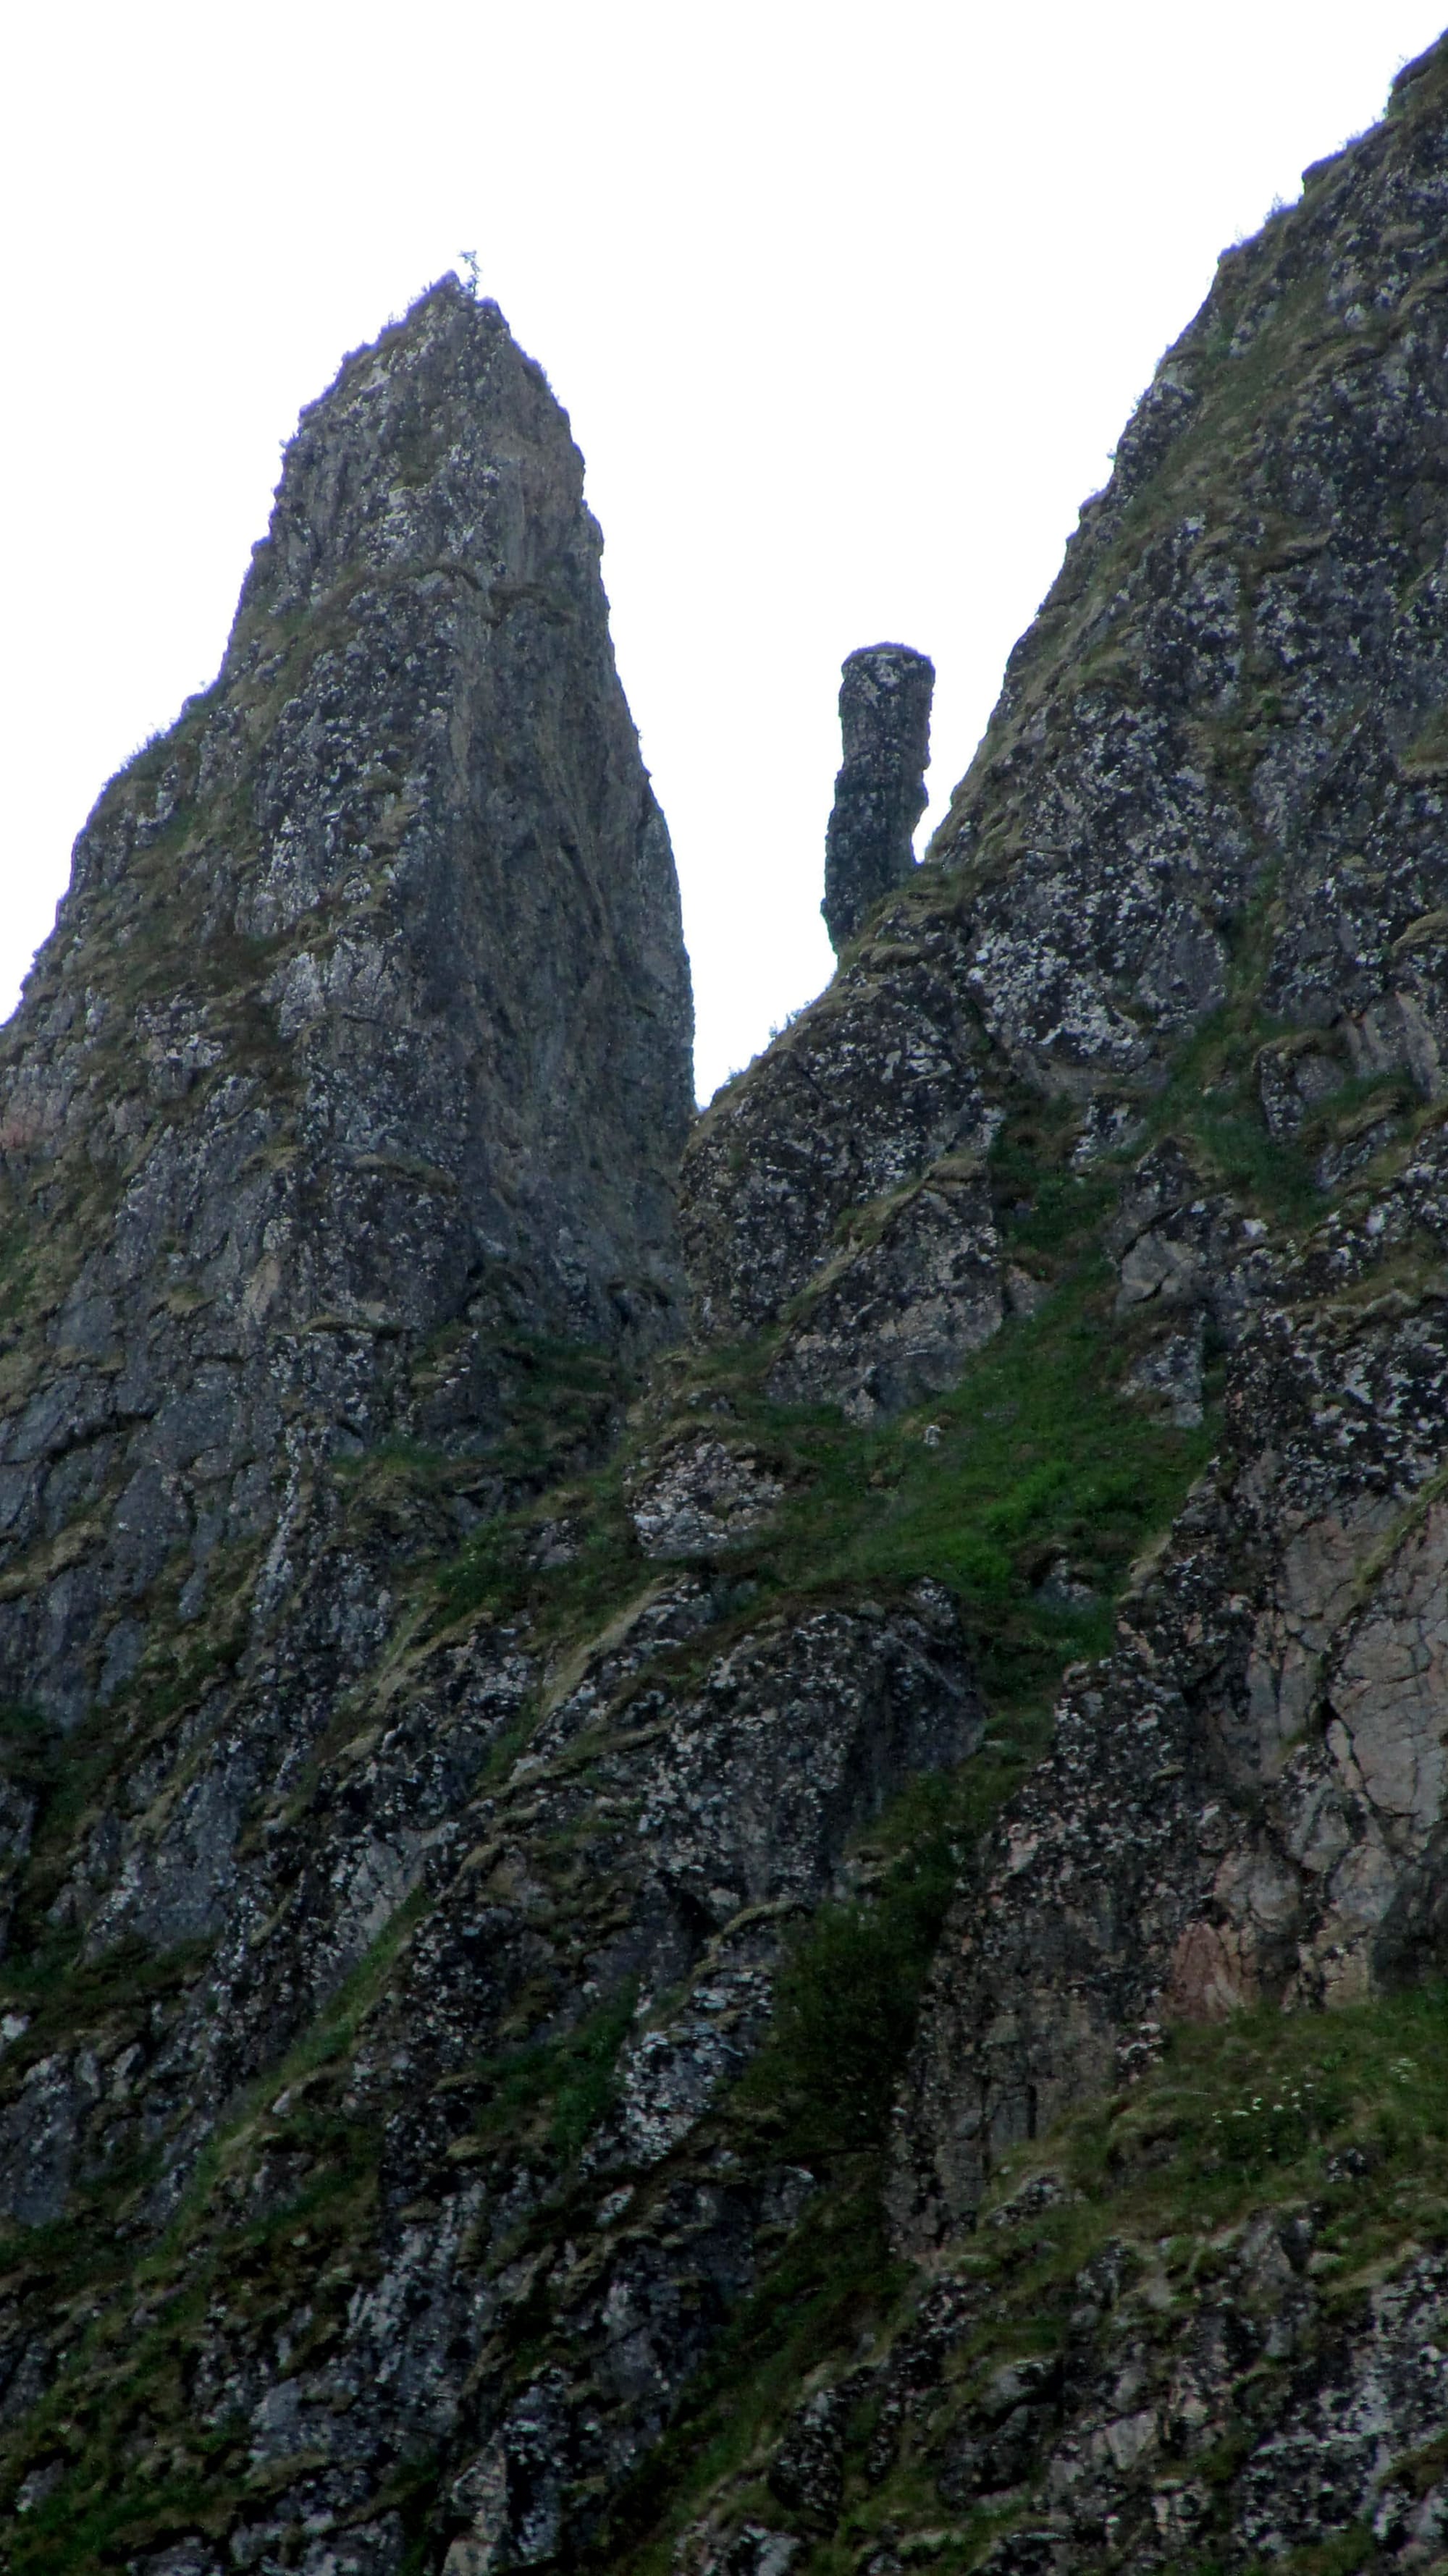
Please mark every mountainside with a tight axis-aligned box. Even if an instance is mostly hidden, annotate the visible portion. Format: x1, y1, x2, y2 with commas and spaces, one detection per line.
7, 37, 1448, 2576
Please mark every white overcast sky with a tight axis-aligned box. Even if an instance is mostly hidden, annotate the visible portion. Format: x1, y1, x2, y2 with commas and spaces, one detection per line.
4, 4, 1445, 1102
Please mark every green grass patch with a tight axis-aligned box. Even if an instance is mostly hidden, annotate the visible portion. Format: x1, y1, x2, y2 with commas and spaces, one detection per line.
1, 2133, 382, 2575
0, 1933, 211, 2090
0, 1700, 62, 1802
617, 1985, 1448, 2576
0, 1215, 36, 1327
987, 1982, 1448, 2277
418, 1100, 1216, 1749
589, 2166, 906, 2576
467, 1980, 639, 2166
754, 1267, 1209, 1709
740, 1760, 1030, 2161
472, 1333, 626, 1487
1145, 1021, 1320, 1219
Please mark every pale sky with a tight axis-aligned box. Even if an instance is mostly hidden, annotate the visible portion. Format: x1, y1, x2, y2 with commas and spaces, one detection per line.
4, 3, 1446, 1102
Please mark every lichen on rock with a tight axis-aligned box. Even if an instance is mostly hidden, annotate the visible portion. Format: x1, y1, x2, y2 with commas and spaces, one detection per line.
822, 645, 935, 955
15, 34, 1448, 2576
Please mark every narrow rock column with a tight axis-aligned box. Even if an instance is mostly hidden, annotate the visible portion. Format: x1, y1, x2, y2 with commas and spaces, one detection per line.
822, 643, 934, 952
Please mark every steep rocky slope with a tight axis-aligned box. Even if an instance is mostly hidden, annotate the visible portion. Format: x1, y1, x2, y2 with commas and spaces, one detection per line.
8, 34, 1448, 2576
0, 274, 693, 1731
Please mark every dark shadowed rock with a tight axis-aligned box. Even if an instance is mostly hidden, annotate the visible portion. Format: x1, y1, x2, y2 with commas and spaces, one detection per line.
821, 644, 934, 954
0, 275, 693, 1731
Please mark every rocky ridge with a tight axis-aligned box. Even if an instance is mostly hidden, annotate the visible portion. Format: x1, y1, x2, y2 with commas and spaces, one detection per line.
7, 36, 1448, 2576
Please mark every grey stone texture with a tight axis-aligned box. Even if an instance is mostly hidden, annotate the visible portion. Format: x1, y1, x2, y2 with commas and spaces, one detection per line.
0, 276, 988, 2573
675, 2220, 1448, 2576
821, 644, 935, 954
681, 35, 1448, 1357
17, 37, 1448, 2576
626, 1433, 786, 1556
0, 274, 693, 1729
27, 1576, 977, 2567
668, 40, 1448, 2576
890, 1125, 1448, 2258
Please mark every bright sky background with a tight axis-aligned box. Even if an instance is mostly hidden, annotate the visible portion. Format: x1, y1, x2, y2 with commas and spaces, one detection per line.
4, 4, 1446, 1102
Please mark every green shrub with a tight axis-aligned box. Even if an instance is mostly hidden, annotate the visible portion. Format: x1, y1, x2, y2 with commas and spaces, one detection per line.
471, 1982, 639, 2166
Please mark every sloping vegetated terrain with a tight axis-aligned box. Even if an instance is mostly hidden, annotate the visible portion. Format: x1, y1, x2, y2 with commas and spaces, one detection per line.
8, 31, 1448, 2576
623, 1982, 1448, 2576
0, 1097, 1220, 2576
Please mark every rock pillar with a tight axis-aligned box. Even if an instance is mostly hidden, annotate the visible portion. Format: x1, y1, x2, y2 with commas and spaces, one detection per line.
821, 643, 934, 953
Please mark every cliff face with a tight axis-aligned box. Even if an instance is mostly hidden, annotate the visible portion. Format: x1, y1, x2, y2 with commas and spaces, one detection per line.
0, 279, 981, 2576
667, 40, 1448, 2574
9, 40, 1448, 2576
0, 275, 693, 1738
681, 31, 1448, 1354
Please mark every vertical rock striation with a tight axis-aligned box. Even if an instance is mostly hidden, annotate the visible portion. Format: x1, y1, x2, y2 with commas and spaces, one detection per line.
821, 643, 934, 954
0, 274, 693, 1731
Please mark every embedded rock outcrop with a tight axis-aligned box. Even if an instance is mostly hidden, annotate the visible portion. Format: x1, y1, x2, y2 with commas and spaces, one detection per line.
764, 1152, 1003, 1423
681, 933, 991, 1343
678, 2213, 1448, 2576
626, 1433, 786, 1557
821, 645, 935, 955
892, 1123, 1448, 2254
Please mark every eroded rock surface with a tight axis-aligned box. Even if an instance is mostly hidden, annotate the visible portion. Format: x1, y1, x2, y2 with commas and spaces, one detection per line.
891, 1125, 1448, 2250
766, 1157, 1002, 1423
0, 274, 693, 1732
683, 32, 1448, 1377
16, 38, 1448, 2576
680, 2209, 1448, 2576
821, 646, 935, 955
626, 1435, 786, 1558
44, 1580, 977, 2573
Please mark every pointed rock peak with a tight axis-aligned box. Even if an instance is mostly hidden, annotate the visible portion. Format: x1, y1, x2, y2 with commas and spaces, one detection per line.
0, 284, 692, 1726
225, 274, 580, 653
